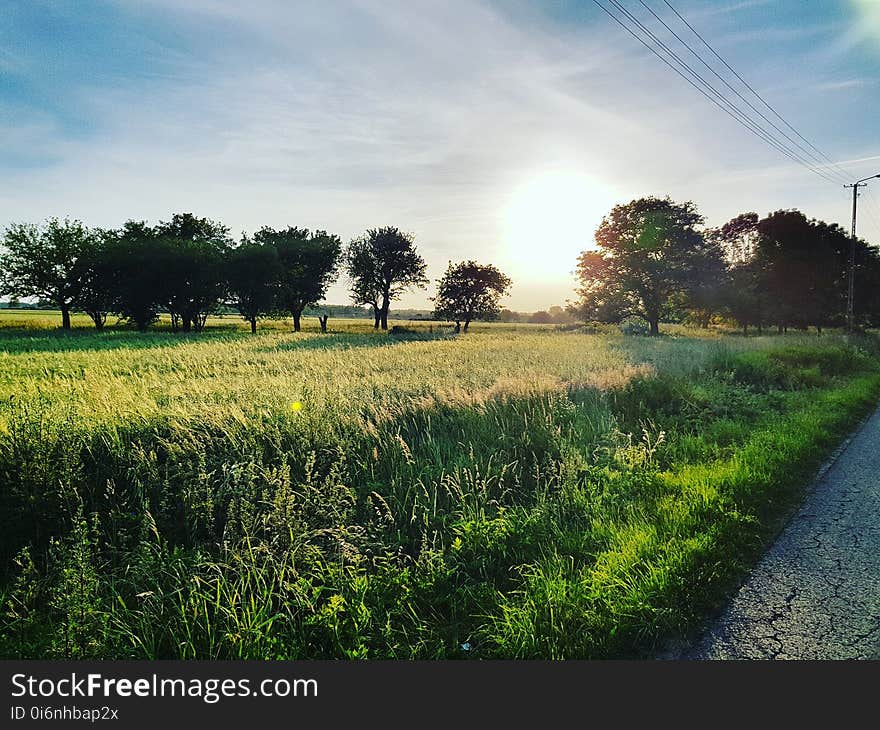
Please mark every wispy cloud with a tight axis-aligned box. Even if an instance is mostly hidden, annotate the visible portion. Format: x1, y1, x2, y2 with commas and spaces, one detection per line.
1, 0, 877, 308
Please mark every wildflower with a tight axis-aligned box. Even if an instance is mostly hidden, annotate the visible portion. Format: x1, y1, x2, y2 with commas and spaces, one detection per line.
290, 401, 303, 412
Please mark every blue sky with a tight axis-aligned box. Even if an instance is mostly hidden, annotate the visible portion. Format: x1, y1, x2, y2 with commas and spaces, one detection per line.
1, 0, 878, 310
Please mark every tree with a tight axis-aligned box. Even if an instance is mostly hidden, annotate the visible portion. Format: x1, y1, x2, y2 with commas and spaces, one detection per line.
718, 212, 760, 264
345, 227, 428, 330
154, 214, 231, 332
255, 227, 341, 332
752, 210, 841, 333
105, 221, 164, 331
529, 310, 553, 324
573, 197, 715, 335
225, 237, 282, 333
682, 229, 728, 328
72, 230, 116, 329
0, 218, 95, 329
432, 260, 511, 332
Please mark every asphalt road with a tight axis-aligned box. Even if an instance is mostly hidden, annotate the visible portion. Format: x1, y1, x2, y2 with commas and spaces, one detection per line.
687, 405, 880, 660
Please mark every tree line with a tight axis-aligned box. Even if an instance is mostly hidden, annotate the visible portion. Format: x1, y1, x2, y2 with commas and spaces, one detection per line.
571, 197, 880, 335
0, 214, 511, 333
6, 199, 872, 337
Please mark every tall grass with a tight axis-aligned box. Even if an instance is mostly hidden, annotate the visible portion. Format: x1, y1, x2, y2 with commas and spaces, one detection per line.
0, 312, 877, 658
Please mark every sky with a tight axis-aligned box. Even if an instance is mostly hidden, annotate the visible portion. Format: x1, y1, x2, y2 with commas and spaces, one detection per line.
1, 0, 878, 311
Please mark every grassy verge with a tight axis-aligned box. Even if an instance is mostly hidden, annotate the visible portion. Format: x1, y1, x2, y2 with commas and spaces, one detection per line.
1, 334, 878, 658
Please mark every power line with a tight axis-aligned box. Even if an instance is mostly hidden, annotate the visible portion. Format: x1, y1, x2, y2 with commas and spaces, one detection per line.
862, 187, 880, 240
606, 0, 846, 185
636, 0, 850, 185
591, 0, 842, 185
658, 0, 854, 183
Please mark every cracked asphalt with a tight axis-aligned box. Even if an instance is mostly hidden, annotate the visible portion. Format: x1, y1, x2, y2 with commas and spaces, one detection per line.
687, 405, 880, 660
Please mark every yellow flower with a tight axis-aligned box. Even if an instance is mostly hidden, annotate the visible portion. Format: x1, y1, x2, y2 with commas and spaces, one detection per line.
290, 401, 303, 412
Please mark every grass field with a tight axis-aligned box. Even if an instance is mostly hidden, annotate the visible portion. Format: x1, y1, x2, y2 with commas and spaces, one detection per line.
1, 310, 879, 659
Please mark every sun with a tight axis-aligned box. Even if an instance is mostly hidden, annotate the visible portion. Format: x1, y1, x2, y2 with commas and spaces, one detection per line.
500, 170, 616, 280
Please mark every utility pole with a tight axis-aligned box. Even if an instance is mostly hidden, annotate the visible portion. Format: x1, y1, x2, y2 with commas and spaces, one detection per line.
844, 173, 880, 333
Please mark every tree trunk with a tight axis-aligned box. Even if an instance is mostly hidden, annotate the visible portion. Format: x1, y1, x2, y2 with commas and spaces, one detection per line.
182, 316, 192, 333
777, 323, 783, 335
90, 312, 105, 330
743, 322, 748, 335
380, 295, 390, 330
319, 315, 328, 333
250, 317, 257, 334
454, 321, 461, 333
61, 304, 71, 330
463, 319, 470, 333
649, 318, 659, 336
292, 310, 302, 332
373, 310, 380, 329
817, 324, 822, 336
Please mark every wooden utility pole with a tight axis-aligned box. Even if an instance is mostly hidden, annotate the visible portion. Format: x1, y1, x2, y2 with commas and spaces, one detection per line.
844, 174, 880, 333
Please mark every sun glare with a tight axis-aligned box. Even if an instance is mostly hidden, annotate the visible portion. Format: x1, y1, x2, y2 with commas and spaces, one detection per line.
500, 170, 616, 280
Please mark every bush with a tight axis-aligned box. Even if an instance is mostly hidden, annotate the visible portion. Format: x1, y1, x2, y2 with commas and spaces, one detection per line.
619, 319, 651, 336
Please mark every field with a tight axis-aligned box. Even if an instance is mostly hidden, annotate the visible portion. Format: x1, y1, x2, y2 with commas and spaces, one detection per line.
1, 310, 879, 659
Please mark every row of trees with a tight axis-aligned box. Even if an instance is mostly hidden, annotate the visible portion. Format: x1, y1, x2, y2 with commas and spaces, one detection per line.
0, 215, 512, 333
572, 197, 880, 335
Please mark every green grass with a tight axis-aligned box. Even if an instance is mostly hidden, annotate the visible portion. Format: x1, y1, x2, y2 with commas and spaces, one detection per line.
0, 310, 877, 658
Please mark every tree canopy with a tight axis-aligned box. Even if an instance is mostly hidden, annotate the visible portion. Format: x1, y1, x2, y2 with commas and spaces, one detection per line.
573, 197, 719, 335
345, 227, 428, 330
256, 226, 342, 332
433, 260, 511, 332
0, 218, 96, 329
225, 237, 283, 333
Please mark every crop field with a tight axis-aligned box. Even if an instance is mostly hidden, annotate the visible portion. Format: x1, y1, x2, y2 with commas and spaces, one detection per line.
1, 310, 879, 659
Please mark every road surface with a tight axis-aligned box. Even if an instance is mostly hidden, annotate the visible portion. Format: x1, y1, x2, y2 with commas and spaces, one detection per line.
688, 405, 880, 659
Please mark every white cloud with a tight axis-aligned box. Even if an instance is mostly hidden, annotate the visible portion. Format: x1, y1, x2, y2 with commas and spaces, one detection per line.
1, 0, 877, 309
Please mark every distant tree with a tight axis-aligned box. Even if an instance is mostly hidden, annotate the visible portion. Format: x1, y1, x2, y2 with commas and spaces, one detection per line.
345, 227, 428, 330
0, 218, 95, 329
256, 227, 341, 332
853, 236, 880, 328
432, 260, 511, 332
73, 230, 116, 329
154, 213, 231, 332
548, 305, 575, 324
682, 230, 728, 328
528, 310, 553, 324
345, 239, 383, 329
225, 237, 282, 333
718, 212, 760, 263
752, 210, 841, 333
573, 197, 717, 336
498, 308, 522, 323
106, 221, 164, 331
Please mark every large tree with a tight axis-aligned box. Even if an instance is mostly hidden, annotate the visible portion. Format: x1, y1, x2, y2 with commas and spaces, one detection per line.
345, 227, 428, 330
225, 237, 282, 333
255, 227, 341, 332
682, 228, 729, 328
432, 260, 511, 332
72, 230, 116, 329
574, 197, 717, 335
105, 221, 164, 331
752, 210, 842, 333
154, 213, 231, 332
0, 218, 95, 329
